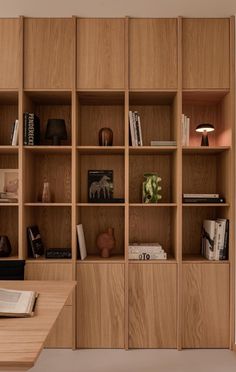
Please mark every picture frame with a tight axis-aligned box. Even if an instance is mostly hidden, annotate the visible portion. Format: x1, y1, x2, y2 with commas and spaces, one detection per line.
0, 169, 19, 202
88, 170, 113, 203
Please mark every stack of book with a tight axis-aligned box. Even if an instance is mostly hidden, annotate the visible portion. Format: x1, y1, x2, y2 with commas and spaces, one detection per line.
182, 114, 190, 146
128, 243, 167, 260
129, 111, 143, 146
23, 113, 40, 146
0, 192, 18, 203
150, 140, 177, 147
10, 119, 19, 146
183, 193, 225, 204
201, 219, 229, 260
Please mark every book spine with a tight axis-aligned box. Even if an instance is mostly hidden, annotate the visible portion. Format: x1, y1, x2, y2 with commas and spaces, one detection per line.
137, 114, 143, 146
23, 113, 29, 145
28, 113, 34, 146
222, 220, 229, 260
129, 111, 135, 147
35, 115, 40, 145
132, 112, 138, 146
181, 114, 185, 146
10, 121, 16, 145
128, 247, 163, 254
183, 193, 220, 198
183, 197, 225, 203
217, 220, 226, 260
134, 111, 140, 146
12, 119, 19, 146
213, 222, 220, 260
186, 117, 190, 146
129, 252, 167, 260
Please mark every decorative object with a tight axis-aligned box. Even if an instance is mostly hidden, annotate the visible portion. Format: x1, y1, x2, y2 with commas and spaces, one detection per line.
196, 123, 215, 146
0, 236, 12, 257
142, 173, 162, 203
88, 170, 113, 202
27, 225, 44, 258
45, 119, 67, 145
96, 227, 115, 258
45, 248, 72, 259
42, 182, 51, 203
0, 169, 18, 202
99, 127, 113, 146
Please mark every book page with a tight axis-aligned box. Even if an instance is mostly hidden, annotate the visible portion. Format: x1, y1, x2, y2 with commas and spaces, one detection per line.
0, 288, 36, 315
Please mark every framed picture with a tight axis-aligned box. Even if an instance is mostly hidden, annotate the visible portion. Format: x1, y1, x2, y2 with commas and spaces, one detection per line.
88, 170, 113, 203
0, 169, 19, 202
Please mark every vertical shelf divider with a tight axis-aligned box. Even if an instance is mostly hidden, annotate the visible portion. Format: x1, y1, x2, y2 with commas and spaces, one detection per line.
124, 16, 129, 350
71, 15, 77, 350
177, 16, 183, 351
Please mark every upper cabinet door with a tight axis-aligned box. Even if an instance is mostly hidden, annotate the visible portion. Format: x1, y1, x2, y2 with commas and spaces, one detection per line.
24, 19, 73, 89
0, 19, 20, 89
77, 19, 125, 89
129, 19, 178, 89
182, 19, 230, 89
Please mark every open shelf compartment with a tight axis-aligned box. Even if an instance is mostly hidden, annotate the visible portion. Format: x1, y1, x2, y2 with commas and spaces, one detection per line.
0, 91, 18, 146
0, 205, 18, 258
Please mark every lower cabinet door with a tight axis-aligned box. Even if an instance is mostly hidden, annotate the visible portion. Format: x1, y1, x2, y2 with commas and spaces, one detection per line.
77, 263, 125, 348
129, 263, 177, 348
45, 306, 73, 348
182, 263, 230, 348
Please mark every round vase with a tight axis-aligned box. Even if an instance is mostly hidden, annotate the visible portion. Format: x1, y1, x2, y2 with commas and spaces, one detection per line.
99, 127, 113, 146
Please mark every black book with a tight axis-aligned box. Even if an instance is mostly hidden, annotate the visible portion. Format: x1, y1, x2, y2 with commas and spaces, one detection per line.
221, 219, 229, 260
183, 197, 225, 203
27, 225, 44, 258
23, 112, 29, 145
24, 113, 40, 145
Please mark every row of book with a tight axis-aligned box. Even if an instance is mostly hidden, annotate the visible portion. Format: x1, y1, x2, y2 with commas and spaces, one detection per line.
128, 243, 167, 260
129, 111, 143, 146
181, 114, 190, 146
183, 193, 225, 204
23, 112, 40, 145
202, 219, 229, 260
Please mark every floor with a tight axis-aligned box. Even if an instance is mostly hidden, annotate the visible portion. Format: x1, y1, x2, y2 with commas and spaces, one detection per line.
31, 349, 236, 372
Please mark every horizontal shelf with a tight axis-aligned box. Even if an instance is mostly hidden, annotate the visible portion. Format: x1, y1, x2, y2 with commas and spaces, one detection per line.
182, 203, 229, 207
0, 203, 19, 207
130, 203, 177, 207
77, 255, 124, 263
0, 256, 19, 261
24, 146, 72, 153
24, 203, 72, 207
0, 146, 19, 154
182, 146, 230, 154
129, 146, 177, 155
77, 146, 125, 154
182, 255, 230, 264
26, 258, 73, 263
77, 203, 125, 207
128, 257, 176, 264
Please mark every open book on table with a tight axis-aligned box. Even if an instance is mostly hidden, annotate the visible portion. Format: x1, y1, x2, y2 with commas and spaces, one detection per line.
0, 288, 38, 317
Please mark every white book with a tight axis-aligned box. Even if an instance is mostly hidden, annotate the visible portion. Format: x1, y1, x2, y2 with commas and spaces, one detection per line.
216, 219, 227, 260
133, 112, 138, 146
129, 246, 163, 254
137, 114, 143, 146
186, 117, 190, 146
76, 224, 87, 260
12, 119, 19, 146
0, 288, 38, 317
181, 114, 185, 146
202, 220, 215, 260
129, 252, 167, 260
129, 111, 136, 147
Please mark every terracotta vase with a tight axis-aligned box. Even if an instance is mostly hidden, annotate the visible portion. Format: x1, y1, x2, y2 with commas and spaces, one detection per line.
99, 127, 113, 146
96, 227, 115, 258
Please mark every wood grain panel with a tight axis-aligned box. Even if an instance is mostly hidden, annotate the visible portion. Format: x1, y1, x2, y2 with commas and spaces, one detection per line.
79, 105, 124, 146
129, 154, 175, 203
0, 104, 18, 146
129, 264, 177, 348
25, 262, 73, 305
77, 19, 125, 89
77, 263, 125, 348
25, 153, 71, 203
24, 18, 73, 88
24, 207, 71, 253
129, 19, 177, 89
79, 154, 124, 202
182, 264, 230, 348
79, 206, 124, 256
182, 19, 230, 88
0, 154, 18, 169
0, 207, 18, 257
45, 306, 72, 348
129, 207, 176, 258
0, 19, 19, 88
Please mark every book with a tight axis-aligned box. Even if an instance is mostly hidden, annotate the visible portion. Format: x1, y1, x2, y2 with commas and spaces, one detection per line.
183, 197, 225, 203
183, 193, 220, 198
181, 114, 190, 146
27, 225, 44, 258
23, 112, 40, 146
10, 121, 16, 145
0, 288, 38, 317
150, 141, 177, 146
137, 114, 143, 146
202, 220, 215, 260
129, 111, 136, 146
23, 112, 29, 145
77, 224, 87, 260
129, 252, 167, 260
11, 119, 19, 146
221, 219, 229, 260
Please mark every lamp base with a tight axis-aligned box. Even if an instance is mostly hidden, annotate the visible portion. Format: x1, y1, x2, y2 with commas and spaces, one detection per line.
201, 131, 209, 146
52, 136, 61, 146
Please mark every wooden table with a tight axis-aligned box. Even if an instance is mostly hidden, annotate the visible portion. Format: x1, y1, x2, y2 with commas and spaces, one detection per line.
0, 281, 76, 372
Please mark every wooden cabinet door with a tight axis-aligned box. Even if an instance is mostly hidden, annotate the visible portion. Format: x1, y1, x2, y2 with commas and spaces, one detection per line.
182, 263, 230, 348
129, 264, 177, 348
182, 19, 230, 89
24, 18, 73, 89
77, 263, 125, 348
129, 19, 178, 89
77, 19, 125, 89
0, 19, 20, 88
25, 262, 73, 348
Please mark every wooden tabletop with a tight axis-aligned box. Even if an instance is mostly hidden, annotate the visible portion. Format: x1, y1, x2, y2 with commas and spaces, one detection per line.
0, 281, 76, 371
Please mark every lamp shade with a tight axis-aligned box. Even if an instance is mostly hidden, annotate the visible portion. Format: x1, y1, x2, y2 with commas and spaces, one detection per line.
195, 123, 215, 133
45, 119, 67, 145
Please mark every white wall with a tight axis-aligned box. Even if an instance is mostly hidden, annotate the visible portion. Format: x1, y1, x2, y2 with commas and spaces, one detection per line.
0, 0, 236, 17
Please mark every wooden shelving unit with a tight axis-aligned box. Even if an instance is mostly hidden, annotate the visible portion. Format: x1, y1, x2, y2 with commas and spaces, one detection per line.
0, 16, 234, 351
